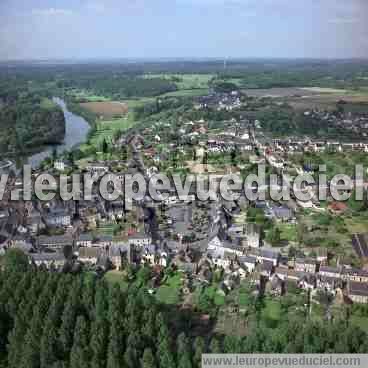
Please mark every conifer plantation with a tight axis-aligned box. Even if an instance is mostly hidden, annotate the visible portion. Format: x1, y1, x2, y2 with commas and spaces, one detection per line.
1, 253, 368, 368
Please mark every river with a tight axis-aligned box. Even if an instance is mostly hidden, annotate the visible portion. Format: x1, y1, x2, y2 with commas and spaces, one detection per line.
26, 97, 90, 168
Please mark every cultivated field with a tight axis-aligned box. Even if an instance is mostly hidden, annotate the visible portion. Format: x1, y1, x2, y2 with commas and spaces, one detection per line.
241, 86, 368, 111
287, 94, 368, 111
242, 87, 320, 98
80, 101, 129, 119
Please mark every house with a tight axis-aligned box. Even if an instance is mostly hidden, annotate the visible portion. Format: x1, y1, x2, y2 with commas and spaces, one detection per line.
256, 248, 280, 266
317, 276, 342, 292
243, 223, 261, 248
266, 275, 285, 296
54, 160, 68, 171
238, 255, 257, 273
342, 268, 368, 283
294, 258, 318, 273
37, 235, 73, 250
235, 265, 248, 279
76, 233, 94, 247
261, 260, 274, 278
208, 236, 243, 257
9, 236, 33, 252
211, 251, 236, 270
141, 244, 156, 265
106, 201, 125, 220
315, 248, 328, 263
158, 251, 169, 267
0, 209, 9, 220
274, 267, 288, 281
348, 281, 368, 304
31, 252, 66, 270
298, 274, 316, 290
44, 208, 71, 228
352, 234, 368, 259
108, 246, 123, 270
319, 265, 341, 279
94, 235, 113, 248
26, 209, 45, 234
274, 267, 303, 283
268, 206, 295, 222
78, 248, 102, 265
128, 233, 152, 248
85, 162, 109, 176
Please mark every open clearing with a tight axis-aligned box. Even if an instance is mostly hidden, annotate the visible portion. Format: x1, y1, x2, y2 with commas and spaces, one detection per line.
79, 98, 151, 150
241, 87, 318, 98
143, 73, 213, 90
80, 101, 128, 119
242, 86, 368, 110
299, 87, 348, 94
160, 88, 209, 97
88, 117, 136, 147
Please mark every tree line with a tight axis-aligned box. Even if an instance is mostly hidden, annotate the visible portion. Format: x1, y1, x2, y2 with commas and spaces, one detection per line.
0, 250, 368, 368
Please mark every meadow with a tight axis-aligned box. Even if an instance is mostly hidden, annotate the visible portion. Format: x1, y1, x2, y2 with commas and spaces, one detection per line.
143, 73, 213, 90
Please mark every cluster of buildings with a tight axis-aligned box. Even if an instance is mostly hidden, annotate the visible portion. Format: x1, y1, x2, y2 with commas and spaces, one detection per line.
194, 91, 242, 111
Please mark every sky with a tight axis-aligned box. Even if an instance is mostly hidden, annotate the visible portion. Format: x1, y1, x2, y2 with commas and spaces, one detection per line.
0, 0, 367, 60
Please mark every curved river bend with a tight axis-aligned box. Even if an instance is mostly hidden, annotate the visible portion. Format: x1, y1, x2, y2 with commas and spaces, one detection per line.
27, 97, 90, 168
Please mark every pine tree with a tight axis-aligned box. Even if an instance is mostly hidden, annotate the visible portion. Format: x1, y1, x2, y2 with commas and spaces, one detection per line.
40, 319, 60, 368
209, 337, 222, 354
69, 316, 90, 368
157, 338, 175, 368
141, 348, 156, 368
178, 352, 192, 368
59, 278, 82, 356
106, 322, 123, 368
90, 319, 108, 368
193, 336, 205, 368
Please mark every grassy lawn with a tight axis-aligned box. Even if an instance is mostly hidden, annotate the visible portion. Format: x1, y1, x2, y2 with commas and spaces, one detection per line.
238, 292, 251, 307
159, 88, 209, 97
96, 222, 116, 236
40, 97, 57, 109
289, 151, 368, 180
298, 211, 353, 253
350, 315, 368, 332
89, 116, 135, 146
69, 89, 111, 102
143, 73, 213, 90
104, 270, 129, 291
278, 223, 298, 242
261, 299, 282, 327
156, 273, 182, 305
203, 286, 226, 306
344, 213, 368, 234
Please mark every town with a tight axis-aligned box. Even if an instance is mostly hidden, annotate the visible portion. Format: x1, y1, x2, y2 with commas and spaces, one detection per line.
2, 57, 368, 363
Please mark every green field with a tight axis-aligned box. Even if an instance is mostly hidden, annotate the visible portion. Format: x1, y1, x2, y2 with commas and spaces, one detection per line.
350, 315, 368, 332
261, 299, 282, 327
40, 97, 57, 109
160, 88, 209, 97
69, 89, 111, 102
278, 223, 298, 242
289, 151, 368, 179
155, 273, 182, 305
238, 292, 251, 306
88, 116, 136, 147
143, 73, 213, 90
104, 270, 129, 291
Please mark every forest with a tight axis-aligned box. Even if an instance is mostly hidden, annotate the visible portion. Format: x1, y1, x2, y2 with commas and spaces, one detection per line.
0, 250, 368, 368
0, 98, 65, 154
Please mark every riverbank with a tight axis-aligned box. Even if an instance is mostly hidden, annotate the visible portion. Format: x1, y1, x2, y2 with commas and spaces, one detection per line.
26, 97, 91, 168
